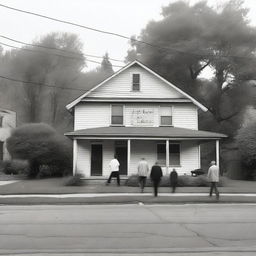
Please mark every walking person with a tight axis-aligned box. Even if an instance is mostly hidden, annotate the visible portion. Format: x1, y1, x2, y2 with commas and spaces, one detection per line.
137, 158, 149, 193
170, 168, 178, 193
207, 160, 220, 199
106, 155, 120, 186
150, 161, 163, 197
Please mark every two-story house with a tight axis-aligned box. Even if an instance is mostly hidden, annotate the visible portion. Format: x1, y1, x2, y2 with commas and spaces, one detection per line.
65, 61, 226, 178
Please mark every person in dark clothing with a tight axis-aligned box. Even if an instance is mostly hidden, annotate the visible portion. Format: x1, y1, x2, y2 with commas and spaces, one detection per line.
150, 161, 163, 197
170, 168, 178, 193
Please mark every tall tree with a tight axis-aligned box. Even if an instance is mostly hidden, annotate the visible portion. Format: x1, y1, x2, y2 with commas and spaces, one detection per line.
9, 32, 85, 128
127, 0, 256, 136
100, 53, 114, 75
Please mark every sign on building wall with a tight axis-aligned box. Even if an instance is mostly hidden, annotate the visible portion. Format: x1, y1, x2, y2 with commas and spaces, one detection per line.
131, 108, 155, 126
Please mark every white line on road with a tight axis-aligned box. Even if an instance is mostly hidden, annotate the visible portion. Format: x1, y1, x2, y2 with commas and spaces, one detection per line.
0, 193, 256, 198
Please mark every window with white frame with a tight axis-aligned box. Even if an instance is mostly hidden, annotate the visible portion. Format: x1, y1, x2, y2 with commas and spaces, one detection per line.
111, 105, 124, 125
160, 106, 172, 126
132, 74, 140, 91
157, 143, 180, 165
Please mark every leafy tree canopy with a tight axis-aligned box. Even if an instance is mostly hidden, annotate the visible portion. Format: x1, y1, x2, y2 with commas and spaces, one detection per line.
6, 123, 72, 177
236, 121, 256, 179
127, 0, 256, 136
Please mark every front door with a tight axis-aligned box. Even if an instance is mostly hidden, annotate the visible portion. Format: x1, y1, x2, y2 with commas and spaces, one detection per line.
91, 144, 102, 176
115, 144, 127, 175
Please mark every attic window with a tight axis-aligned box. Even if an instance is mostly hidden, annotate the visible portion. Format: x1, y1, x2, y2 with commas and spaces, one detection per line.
132, 74, 140, 91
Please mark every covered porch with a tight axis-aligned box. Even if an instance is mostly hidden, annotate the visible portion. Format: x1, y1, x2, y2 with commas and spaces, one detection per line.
65, 127, 227, 178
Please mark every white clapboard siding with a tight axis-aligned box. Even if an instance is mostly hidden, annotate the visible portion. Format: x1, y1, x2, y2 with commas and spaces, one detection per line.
129, 140, 199, 176
88, 66, 184, 99
76, 139, 200, 177
76, 140, 115, 177
75, 103, 110, 130
174, 141, 200, 175
76, 140, 90, 177
173, 104, 198, 130
129, 140, 157, 175
75, 103, 198, 130
102, 141, 114, 176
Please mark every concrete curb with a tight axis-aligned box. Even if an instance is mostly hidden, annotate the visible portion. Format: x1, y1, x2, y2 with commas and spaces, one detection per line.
1, 192, 256, 198
1, 246, 256, 255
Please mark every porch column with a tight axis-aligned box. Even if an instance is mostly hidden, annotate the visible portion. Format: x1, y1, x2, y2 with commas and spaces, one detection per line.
73, 139, 78, 176
216, 139, 220, 167
166, 140, 169, 175
127, 139, 131, 175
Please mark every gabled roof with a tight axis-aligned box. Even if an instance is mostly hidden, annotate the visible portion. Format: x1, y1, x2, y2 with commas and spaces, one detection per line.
65, 126, 227, 139
66, 60, 208, 112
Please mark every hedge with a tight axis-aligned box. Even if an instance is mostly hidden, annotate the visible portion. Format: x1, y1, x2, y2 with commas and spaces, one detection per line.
125, 174, 223, 187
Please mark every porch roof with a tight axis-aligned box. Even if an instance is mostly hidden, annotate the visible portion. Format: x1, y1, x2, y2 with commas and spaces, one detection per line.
65, 126, 227, 140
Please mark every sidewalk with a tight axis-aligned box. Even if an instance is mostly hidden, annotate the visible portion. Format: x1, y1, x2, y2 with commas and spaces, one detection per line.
0, 176, 255, 204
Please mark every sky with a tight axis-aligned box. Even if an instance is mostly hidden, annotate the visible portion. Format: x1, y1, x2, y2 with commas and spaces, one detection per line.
0, 0, 256, 71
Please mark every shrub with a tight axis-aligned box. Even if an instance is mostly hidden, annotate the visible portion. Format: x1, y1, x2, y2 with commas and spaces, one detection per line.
125, 174, 222, 187
37, 165, 52, 178
65, 174, 84, 186
6, 123, 72, 178
37, 165, 71, 178
0, 160, 30, 175
236, 122, 256, 179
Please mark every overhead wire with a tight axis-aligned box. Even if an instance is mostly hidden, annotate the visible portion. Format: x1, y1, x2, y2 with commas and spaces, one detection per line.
0, 41, 124, 68
0, 34, 125, 63
0, 74, 91, 91
0, 3, 255, 60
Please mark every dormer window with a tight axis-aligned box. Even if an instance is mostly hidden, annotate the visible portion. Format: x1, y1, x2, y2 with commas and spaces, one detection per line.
132, 74, 140, 91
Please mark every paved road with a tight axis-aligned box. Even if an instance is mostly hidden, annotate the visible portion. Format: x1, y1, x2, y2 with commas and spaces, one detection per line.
0, 204, 256, 255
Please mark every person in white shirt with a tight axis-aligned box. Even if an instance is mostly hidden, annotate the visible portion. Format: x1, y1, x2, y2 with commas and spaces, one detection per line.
137, 158, 149, 192
207, 160, 220, 199
106, 155, 120, 186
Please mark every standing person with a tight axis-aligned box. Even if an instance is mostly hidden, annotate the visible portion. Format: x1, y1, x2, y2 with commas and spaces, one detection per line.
106, 155, 120, 186
137, 158, 149, 193
150, 161, 163, 197
207, 160, 220, 199
170, 168, 178, 193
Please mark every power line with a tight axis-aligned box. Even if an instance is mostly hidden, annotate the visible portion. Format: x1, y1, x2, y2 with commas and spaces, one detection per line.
0, 41, 124, 68
0, 74, 90, 91
0, 34, 125, 63
1, 3, 255, 60
0, 3, 192, 56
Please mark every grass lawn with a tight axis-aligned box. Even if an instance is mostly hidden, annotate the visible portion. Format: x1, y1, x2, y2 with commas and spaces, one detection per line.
0, 173, 255, 195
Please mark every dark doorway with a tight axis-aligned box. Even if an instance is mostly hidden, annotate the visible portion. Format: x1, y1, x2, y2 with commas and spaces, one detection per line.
91, 144, 102, 176
115, 143, 127, 175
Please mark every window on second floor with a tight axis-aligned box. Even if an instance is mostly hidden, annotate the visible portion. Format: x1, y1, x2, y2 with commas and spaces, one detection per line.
132, 74, 140, 91
160, 106, 172, 126
111, 105, 123, 125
